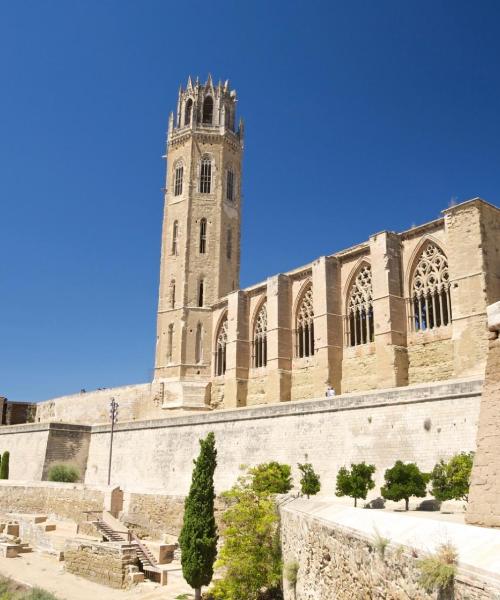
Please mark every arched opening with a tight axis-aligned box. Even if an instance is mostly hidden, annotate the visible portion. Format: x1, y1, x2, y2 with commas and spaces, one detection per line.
198, 279, 204, 307
215, 316, 228, 376
202, 96, 213, 124
346, 264, 374, 346
226, 169, 234, 201
170, 279, 176, 309
174, 162, 183, 196
199, 219, 207, 254
200, 157, 212, 194
296, 285, 314, 358
171, 220, 179, 256
167, 324, 174, 363
410, 242, 451, 331
253, 302, 267, 368
184, 99, 193, 126
195, 323, 203, 364
226, 228, 232, 260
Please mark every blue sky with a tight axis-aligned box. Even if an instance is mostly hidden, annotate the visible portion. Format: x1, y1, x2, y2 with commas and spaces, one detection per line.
1, 1, 499, 402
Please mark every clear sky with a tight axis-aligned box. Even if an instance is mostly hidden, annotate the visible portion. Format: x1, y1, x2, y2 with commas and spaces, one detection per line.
1, 1, 499, 402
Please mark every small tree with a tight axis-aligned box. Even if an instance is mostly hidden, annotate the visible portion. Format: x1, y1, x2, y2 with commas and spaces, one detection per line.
381, 461, 429, 511
250, 461, 292, 495
298, 463, 320, 499
179, 432, 218, 600
430, 452, 474, 503
211, 474, 282, 600
335, 462, 376, 507
48, 464, 79, 482
0, 452, 8, 480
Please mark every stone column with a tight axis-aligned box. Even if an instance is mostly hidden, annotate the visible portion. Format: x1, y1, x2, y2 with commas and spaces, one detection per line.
224, 290, 249, 408
265, 274, 292, 403
466, 302, 500, 527
369, 231, 408, 388
443, 199, 493, 379
311, 256, 343, 395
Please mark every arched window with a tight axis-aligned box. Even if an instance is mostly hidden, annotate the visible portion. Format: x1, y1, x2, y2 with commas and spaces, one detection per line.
171, 220, 179, 255
200, 157, 212, 194
198, 279, 204, 307
215, 316, 228, 376
174, 163, 183, 196
346, 264, 374, 346
410, 243, 451, 332
253, 303, 267, 368
184, 99, 193, 126
199, 219, 207, 254
296, 285, 314, 358
195, 323, 203, 364
167, 323, 174, 363
170, 279, 176, 309
226, 169, 234, 201
226, 228, 232, 260
202, 96, 213, 124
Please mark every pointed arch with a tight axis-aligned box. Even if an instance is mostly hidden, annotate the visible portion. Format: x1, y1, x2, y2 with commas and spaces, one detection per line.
173, 160, 183, 196
214, 313, 228, 376
202, 96, 213, 124
199, 218, 207, 254
252, 299, 267, 368
295, 282, 314, 358
345, 261, 374, 346
408, 239, 451, 332
199, 155, 212, 194
169, 279, 176, 309
166, 323, 174, 363
195, 322, 203, 364
184, 98, 193, 126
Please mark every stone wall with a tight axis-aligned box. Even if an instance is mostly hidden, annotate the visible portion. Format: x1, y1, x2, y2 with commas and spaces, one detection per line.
84, 379, 481, 496
122, 492, 185, 538
64, 539, 138, 588
0, 481, 106, 523
280, 500, 500, 600
407, 336, 454, 385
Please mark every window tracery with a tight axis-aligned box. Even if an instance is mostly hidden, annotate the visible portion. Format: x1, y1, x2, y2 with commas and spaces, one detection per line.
296, 285, 314, 358
215, 316, 228, 376
199, 219, 207, 254
253, 303, 267, 368
184, 99, 193, 126
174, 162, 183, 196
346, 264, 374, 346
202, 96, 213, 124
410, 243, 451, 331
200, 156, 212, 193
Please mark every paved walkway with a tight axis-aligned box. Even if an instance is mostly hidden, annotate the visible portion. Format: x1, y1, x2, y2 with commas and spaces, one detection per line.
0, 551, 194, 599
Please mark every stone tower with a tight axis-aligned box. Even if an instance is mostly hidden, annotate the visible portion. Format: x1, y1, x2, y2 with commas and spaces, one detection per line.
154, 75, 244, 408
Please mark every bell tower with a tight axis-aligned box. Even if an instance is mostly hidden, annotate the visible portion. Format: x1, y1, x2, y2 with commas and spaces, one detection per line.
154, 75, 244, 407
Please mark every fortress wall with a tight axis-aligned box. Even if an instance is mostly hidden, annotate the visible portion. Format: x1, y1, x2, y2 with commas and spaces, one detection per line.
34, 382, 164, 425
0, 423, 51, 480
84, 378, 482, 496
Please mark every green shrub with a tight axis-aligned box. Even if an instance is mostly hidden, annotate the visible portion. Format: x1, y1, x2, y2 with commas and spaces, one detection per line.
335, 462, 376, 507
47, 464, 79, 483
298, 463, 320, 499
418, 543, 457, 594
430, 452, 474, 502
284, 560, 299, 587
0, 452, 9, 480
249, 462, 292, 495
381, 461, 429, 511
24, 589, 60, 600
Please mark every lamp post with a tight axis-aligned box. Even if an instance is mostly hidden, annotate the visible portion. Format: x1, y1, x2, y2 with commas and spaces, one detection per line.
107, 398, 119, 486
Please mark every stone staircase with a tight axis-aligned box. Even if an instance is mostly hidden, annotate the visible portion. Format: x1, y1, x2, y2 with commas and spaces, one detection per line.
92, 515, 165, 583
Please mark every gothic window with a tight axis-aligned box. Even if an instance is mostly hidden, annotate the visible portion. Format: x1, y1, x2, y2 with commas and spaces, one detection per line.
202, 96, 213, 124
226, 169, 234, 201
215, 316, 228, 376
346, 264, 374, 346
410, 243, 451, 332
174, 163, 183, 196
171, 220, 179, 256
224, 106, 231, 128
296, 285, 314, 358
198, 279, 204, 307
226, 228, 232, 260
200, 157, 212, 194
253, 303, 267, 368
170, 279, 176, 309
184, 99, 193, 126
199, 219, 207, 254
167, 323, 174, 363
195, 323, 203, 364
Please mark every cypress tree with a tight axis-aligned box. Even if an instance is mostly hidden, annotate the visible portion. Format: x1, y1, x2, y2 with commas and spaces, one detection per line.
0, 452, 9, 480
179, 432, 218, 600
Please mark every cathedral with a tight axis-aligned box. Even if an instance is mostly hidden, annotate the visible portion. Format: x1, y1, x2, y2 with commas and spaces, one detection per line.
152, 75, 500, 412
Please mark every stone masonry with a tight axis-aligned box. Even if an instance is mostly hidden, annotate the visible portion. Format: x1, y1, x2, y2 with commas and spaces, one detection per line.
467, 301, 500, 527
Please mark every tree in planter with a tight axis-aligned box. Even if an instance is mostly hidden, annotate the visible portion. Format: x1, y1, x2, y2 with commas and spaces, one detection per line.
250, 461, 292, 495
0, 452, 9, 480
298, 463, 320, 498
179, 432, 218, 600
335, 462, 376, 507
430, 452, 474, 503
211, 473, 282, 600
381, 461, 429, 511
